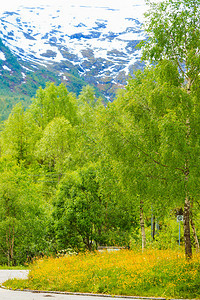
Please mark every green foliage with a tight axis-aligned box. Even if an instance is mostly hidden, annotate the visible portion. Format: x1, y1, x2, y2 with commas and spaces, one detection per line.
29, 82, 78, 129
0, 94, 31, 121
34, 117, 75, 173
78, 85, 97, 107
53, 163, 134, 251
141, 0, 200, 90
0, 159, 49, 265
100, 53, 200, 257
0, 103, 41, 164
0, 0, 200, 266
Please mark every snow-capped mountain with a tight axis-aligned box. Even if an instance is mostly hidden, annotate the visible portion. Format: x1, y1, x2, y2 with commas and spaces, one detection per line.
0, 1, 147, 100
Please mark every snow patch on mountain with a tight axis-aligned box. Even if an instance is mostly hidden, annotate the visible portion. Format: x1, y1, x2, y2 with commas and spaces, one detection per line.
0, 51, 6, 60
3, 65, 11, 71
0, 0, 147, 99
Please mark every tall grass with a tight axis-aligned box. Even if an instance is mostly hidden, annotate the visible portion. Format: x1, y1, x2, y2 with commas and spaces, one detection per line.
0, 265, 28, 270
4, 249, 200, 299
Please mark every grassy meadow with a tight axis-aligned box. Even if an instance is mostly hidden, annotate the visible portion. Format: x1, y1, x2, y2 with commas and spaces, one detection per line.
3, 249, 200, 299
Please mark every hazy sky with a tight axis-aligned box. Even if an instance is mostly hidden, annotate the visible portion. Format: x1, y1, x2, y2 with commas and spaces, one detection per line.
0, 0, 148, 18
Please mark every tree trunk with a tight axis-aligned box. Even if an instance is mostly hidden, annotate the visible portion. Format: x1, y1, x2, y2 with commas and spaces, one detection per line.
190, 199, 199, 253
140, 199, 146, 251
190, 218, 199, 253
151, 215, 156, 240
10, 225, 15, 265
183, 196, 192, 258
184, 118, 192, 259
190, 216, 199, 253
6, 227, 10, 266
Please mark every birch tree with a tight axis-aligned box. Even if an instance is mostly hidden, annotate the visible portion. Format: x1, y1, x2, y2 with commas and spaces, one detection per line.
142, 0, 200, 92
111, 61, 200, 258
140, 0, 200, 257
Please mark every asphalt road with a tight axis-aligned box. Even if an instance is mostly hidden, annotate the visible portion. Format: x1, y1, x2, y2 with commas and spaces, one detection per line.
1, 270, 157, 300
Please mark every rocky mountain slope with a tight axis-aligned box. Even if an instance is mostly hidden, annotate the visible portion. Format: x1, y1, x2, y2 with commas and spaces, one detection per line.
0, 1, 146, 101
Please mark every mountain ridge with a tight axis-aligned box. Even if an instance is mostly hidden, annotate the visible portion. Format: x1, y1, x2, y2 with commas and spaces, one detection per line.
0, 2, 146, 103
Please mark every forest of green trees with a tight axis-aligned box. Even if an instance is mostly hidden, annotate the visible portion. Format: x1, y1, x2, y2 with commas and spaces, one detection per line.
0, 0, 199, 265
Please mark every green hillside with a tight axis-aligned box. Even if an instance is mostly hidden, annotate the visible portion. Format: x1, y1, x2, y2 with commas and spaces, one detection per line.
0, 38, 105, 121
